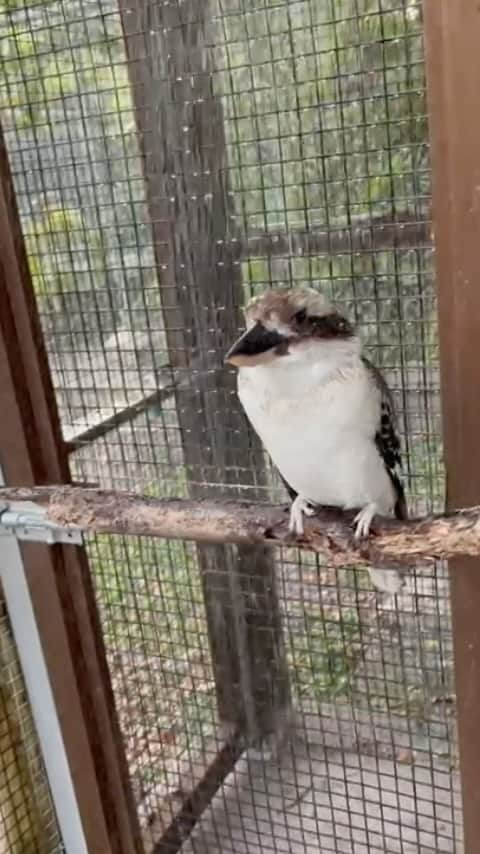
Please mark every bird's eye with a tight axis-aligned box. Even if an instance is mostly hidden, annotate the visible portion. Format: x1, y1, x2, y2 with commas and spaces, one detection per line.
294, 308, 307, 323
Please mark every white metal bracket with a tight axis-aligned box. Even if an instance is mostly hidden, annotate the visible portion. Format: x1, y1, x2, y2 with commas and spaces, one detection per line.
0, 470, 88, 854
0, 505, 83, 545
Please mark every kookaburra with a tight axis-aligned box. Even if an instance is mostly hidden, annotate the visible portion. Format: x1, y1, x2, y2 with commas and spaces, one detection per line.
225, 287, 407, 595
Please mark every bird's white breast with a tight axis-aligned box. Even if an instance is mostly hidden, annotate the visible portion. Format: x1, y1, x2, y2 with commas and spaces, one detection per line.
237, 349, 394, 512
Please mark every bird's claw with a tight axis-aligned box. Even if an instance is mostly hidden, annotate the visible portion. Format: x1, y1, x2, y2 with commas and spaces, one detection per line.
353, 503, 377, 540
353, 505, 403, 594
289, 495, 315, 537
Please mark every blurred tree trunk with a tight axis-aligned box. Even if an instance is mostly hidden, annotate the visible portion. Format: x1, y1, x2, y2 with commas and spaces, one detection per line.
120, 0, 291, 743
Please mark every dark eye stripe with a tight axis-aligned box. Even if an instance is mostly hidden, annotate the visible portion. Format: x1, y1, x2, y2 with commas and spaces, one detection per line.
308, 313, 353, 338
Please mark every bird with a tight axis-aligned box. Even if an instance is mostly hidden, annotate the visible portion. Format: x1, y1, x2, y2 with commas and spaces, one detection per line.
224, 286, 407, 595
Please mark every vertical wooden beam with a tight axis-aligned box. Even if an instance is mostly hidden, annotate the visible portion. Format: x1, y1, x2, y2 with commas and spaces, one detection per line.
0, 128, 142, 854
424, 3, 480, 850
120, 0, 291, 744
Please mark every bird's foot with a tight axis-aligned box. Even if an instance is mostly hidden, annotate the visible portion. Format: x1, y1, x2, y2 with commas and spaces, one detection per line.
353, 504, 404, 594
353, 502, 378, 540
289, 495, 315, 537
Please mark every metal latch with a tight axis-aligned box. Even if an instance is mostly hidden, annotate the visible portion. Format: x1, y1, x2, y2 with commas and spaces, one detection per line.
0, 506, 83, 546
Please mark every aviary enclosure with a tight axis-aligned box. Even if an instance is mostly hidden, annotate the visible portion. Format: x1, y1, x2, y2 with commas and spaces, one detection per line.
0, 0, 478, 852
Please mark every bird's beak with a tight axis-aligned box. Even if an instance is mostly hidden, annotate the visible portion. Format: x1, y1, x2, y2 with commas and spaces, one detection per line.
224, 322, 286, 367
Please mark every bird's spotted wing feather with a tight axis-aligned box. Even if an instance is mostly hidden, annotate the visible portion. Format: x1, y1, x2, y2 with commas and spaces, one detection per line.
363, 358, 407, 520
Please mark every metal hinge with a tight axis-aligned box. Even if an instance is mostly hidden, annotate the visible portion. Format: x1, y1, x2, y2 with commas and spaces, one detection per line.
0, 505, 83, 546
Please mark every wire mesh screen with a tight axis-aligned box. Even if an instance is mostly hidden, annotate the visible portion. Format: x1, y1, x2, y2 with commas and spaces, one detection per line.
0, 596, 62, 853
0, 0, 461, 852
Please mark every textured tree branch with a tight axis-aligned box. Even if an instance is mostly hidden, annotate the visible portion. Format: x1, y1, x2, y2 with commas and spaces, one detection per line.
0, 485, 478, 568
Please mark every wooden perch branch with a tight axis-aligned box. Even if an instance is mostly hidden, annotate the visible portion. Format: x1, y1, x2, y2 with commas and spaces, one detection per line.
0, 485, 478, 568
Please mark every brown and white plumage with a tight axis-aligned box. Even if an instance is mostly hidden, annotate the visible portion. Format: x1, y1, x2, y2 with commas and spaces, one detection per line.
225, 287, 407, 595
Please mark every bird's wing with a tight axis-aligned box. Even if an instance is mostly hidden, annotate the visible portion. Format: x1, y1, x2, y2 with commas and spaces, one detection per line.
362, 357, 408, 520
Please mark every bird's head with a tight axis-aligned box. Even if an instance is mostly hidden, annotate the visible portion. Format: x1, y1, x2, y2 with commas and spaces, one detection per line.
225, 287, 357, 368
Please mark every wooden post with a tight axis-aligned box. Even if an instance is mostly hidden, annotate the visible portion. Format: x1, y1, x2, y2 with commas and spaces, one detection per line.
0, 127, 142, 854
120, 0, 290, 742
424, 3, 480, 850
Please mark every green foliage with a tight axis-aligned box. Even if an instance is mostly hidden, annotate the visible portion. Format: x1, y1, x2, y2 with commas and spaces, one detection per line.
88, 532, 218, 783
216, 0, 428, 232
143, 469, 189, 500
25, 206, 106, 300
216, 0, 432, 370
0, 1, 143, 340
90, 534, 201, 655
0, 2, 132, 131
291, 606, 363, 700
0, 0, 430, 359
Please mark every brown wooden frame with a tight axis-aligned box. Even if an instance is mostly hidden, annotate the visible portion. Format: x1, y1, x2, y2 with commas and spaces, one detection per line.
0, 129, 142, 854
424, 2, 480, 851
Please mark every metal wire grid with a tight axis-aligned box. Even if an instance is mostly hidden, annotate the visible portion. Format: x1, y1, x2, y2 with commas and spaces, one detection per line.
0, 598, 62, 854
0, 0, 458, 852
